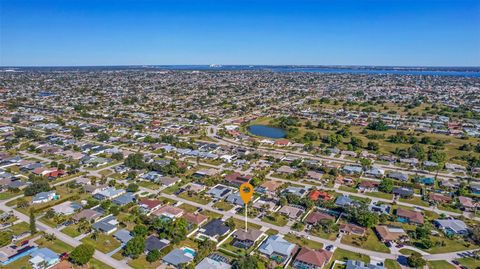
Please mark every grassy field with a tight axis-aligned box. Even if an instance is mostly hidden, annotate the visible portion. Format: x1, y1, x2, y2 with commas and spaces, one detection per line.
427, 260, 456, 269
81, 233, 121, 253
261, 212, 288, 227
213, 200, 234, 211
61, 224, 82, 238
8, 221, 30, 235
35, 237, 74, 254
385, 259, 401, 269
328, 248, 370, 268
457, 258, 480, 269
340, 229, 390, 253
283, 233, 323, 249
229, 217, 262, 230
128, 255, 162, 269
178, 191, 211, 205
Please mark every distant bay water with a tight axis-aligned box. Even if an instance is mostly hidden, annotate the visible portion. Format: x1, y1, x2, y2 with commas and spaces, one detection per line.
4, 65, 480, 77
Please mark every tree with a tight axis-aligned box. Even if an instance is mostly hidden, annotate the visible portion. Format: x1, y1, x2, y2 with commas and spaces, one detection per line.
29, 209, 36, 234
71, 127, 85, 139
70, 244, 95, 265
407, 252, 426, 268
111, 152, 124, 161
367, 120, 388, 131
379, 178, 394, 193
367, 141, 379, 151
123, 236, 145, 258
124, 153, 146, 169
24, 181, 50, 196
127, 183, 139, 193
232, 255, 265, 269
359, 158, 372, 170
146, 249, 160, 263
132, 224, 148, 237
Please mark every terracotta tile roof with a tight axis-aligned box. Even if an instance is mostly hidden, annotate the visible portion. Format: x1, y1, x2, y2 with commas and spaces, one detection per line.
295, 248, 332, 267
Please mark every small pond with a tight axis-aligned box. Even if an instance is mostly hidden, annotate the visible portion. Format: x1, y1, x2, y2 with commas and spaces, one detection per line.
247, 125, 286, 139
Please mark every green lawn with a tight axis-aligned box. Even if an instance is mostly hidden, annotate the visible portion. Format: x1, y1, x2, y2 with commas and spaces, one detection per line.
128, 255, 162, 269
385, 259, 401, 269
81, 233, 121, 253
328, 248, 370, 268
341, 229, 390, 253
213, 201, 234, 211
202, 210, 223, 220
35, 237, 74, 253
457, 258, 480, 269
284, 233, 323, 249
178, 203, 198, 213
399, 196, 429, 207
261, 213, 288, 227
137, 180, 161, 190
8, 221, 30, 235
61, 224, 81, 238
84, 258, 115, 269
399, 249, 420, 256
364, 191, 393, 200
229, 217, 262, 230
427, 260, 456, 269
39, 216, 58, 228
0, 191, 21, 200
178, 191, 211, 205
426, 235, 477, 254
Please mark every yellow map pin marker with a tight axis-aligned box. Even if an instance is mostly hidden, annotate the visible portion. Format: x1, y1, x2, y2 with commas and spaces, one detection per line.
239, 183, 254, 204
239, 182, 254, 231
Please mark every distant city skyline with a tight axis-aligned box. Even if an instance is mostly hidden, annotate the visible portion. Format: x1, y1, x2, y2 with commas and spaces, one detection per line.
1, 0, 479, 67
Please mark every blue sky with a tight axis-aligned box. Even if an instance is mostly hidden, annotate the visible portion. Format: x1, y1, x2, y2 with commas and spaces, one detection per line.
1, 0, 479, 66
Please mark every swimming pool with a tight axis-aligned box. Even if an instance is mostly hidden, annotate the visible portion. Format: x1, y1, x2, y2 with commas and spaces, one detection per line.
182, 247, 196, 257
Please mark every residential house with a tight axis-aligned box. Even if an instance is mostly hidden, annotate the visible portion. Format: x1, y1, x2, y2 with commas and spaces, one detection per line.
183, 212, 208, 227
358, 181, 379, 193
29, 248, 59, 269
152, 205, 184, 219
343, 165, 363, 175
52, 201, 81, 215
392, 187, 413, 198
339, 223, 366, 236
292, 248, 332, 269
335, 195, 355, 208
428, 193, 452, 205
224, 172, 251, 186
387, 172, 408, 182
364, 167, 384, 178
145, 236, 170, 252
283, 186, 309, 198
195, 257, 232, 269
197, 219, 230, 242
278, 205, 305, 220
345, 260, 385, 269
309, 190, 333, 201
258, 235, 297, 263
207, 184, 233, 199
72, 209, 102, 223
32, 191, 57, 204
225, 192, 245, 206
396, 208, 424, 224
162, 248, 195, 268
92, 215, 118, 234
305, 211, 335, 226
138, 199, 162, 215
458, 196, 477, 212
374, 225, 407, 243
113, 192, 136, 206
231, 229, 264, 249
434, 219, 469, 236
114, 229, 133, 244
